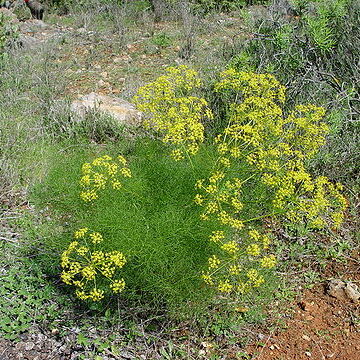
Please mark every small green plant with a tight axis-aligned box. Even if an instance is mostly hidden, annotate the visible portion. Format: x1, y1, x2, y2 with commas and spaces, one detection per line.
151, 32, 172, 48
0, 254, 65, 340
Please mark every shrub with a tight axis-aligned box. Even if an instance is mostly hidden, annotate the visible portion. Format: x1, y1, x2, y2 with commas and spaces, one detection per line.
34, 67, 346, 317
225, 0, 360, 189
191, 0, 269, 13
0, 12, 18, 64
33, 139, 220, 314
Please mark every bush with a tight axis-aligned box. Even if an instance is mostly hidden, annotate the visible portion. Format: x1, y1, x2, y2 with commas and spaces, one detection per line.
225, 0, 360, 189
33, 67, 346, 318
191, 0, 269, 13
33, 139, 220, 314
0, 12, 18, 64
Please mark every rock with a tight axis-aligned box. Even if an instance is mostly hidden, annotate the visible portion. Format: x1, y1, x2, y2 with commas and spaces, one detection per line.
77, 27, 86, 34
18, 34, 41, 49
19, 19, 48, 33
302, 334, 311, 341
24, 341, 35, 351
70, 92, 143, 127
327, 279, 360, 302
344, 282, 360, 301
97, 79, 106, 87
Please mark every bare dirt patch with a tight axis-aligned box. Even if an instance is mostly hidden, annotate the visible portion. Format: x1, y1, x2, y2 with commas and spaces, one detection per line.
246, 257, 360, 360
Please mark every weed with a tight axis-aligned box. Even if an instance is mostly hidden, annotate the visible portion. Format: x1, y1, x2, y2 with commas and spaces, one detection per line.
0, 244, 67, 340
152, 32, 172, 48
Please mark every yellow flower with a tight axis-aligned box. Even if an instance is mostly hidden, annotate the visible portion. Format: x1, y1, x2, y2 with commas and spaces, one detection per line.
246, 243, 261, 256
80, 190, 98, 202
205, 184, 218, 194
112, 180, 122, 190
120, 167, 132, 178
260, 255, 277, 268
209, 171, 225, 183
201, 272, 213, 285
108, 251, 126, 268
221, 241, 239, 254
60, 272, 73, 285
75, 290, 88, 300
110, 279, 126, 293
117, 155, 127, 165
170, 149, 185, 161
76, 246, 89, 256
246, 269, 265, 287
229, 264, 241, 275
218, 279, 233, 293
209, 230, 225, 243
82, 163, 92, 174
82, 266, 96, 280
219, 157, 231, 167
74, 228, 88, 239
80, 175, 91, 186
208, 255, 221, 269
194, 194, 204, 205
89, 232, 103, 244
88, 288, 105, 301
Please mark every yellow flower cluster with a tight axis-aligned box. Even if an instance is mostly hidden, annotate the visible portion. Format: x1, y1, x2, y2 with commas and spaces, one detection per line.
196, 69, 346, 296
60, 228, 126, 302
80, 155, 131, 202
195, 175, 244, 229
209, 69, 346, 229
133, 65, 213, 160
201, 229, 276, 295
215, 69, 286, 103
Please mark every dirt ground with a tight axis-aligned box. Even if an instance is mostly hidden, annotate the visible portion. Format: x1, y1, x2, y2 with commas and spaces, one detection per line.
245, 258, 360, 360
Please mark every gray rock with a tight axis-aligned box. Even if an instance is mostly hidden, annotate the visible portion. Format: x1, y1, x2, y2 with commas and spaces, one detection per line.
344, 282, 360, 302
19, 19, 48, 33
18, 34, 41, 48
24, 341, 35, 351
70, 92, 143, 127
327, 279, 360, 302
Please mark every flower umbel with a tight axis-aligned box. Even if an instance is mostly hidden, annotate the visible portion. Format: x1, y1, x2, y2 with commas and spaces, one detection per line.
60, 229, 126, 301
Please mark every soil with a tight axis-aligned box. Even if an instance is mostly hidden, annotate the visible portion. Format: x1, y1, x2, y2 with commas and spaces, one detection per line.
245, 258, 360, 360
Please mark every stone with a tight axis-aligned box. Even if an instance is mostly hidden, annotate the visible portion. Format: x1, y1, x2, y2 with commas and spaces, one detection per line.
70, 92, 143, 127
19, 19, 48, 33
344, 282, 360, 301
25, 341, 35, 351
18, 34, 40, 49
327, 279, 360, 302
